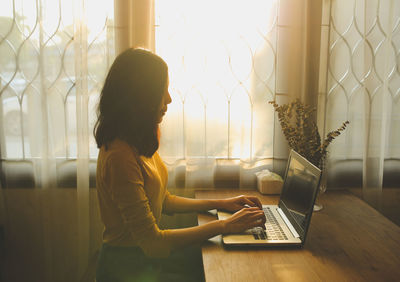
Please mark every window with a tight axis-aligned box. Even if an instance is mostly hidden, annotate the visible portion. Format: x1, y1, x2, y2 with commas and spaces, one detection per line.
156, 0, 280, 164
0, 0, 114, 188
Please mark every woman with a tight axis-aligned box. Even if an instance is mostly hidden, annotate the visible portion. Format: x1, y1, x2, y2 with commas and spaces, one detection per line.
94, 48, 266, 282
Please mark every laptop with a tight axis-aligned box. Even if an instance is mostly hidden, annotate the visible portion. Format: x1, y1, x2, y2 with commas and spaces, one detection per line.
217, 149, 321, 246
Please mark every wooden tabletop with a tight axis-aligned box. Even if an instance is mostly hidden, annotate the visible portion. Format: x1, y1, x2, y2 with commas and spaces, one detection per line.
195, 189, 400, 282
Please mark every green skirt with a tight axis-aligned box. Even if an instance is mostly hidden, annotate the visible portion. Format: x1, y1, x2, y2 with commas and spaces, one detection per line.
96, 243, 205, 282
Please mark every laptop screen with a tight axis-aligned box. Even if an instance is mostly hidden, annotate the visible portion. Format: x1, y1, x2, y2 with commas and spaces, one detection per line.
278, 150, 321, 241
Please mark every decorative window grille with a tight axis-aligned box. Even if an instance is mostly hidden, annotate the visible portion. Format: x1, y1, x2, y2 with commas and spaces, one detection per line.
323, 0, 400, 159
0, 0, 114, 161
0, 0, 114, 188
155, 0, 280, 165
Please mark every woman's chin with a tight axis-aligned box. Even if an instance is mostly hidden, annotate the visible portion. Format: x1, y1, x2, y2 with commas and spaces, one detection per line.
157, 112, 166, 123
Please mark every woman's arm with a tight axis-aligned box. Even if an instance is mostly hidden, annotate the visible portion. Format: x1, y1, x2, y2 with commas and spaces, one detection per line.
163, 196, 222, 213
163, 194, 263, 214
160, 196, 266, 251
168, 206, 265, 250
140, 206, 266, 254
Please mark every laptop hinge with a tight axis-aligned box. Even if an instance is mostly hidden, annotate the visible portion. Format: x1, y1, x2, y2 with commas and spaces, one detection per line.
277, 208, 300, 238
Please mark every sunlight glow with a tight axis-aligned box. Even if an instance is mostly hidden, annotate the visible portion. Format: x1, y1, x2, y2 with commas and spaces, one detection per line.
156, 0, 278, 159
156, 0, 276, 102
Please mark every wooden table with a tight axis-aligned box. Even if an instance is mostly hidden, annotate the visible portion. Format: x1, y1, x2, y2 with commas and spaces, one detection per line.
195, 189, 400, 282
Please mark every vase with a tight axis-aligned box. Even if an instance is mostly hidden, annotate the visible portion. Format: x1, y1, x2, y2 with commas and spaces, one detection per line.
313, 168, 327, 211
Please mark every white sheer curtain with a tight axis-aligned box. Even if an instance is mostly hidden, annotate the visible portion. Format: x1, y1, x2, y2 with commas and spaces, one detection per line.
155, 0, 400, 199
0, 0, 114, 281
319, 0, 400, 206
155, 0, 323, 188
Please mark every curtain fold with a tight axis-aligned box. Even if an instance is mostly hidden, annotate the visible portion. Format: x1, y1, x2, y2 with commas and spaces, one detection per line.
273, 0, 323, 173
362, 0, 396, 205
114, 0, 155, 53
74, 0, 90, 277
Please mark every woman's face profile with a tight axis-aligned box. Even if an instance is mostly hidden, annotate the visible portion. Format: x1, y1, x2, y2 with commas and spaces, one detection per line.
157, 77, 172, 123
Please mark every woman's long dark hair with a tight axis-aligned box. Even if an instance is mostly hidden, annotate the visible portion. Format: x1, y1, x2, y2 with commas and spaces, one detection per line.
94, 48, 168, 157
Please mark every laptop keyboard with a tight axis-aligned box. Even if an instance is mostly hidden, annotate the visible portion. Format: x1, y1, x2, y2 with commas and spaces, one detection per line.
251, 207, 288, 241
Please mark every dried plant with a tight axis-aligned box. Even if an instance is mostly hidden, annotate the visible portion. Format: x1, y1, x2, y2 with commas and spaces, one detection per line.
269, 99, 349, 169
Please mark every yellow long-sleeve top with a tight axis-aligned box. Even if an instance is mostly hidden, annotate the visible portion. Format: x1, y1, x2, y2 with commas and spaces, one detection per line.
96, 139, 177, 257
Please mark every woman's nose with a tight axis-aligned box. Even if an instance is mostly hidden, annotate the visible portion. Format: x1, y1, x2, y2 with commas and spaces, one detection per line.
166, 91, 172, 105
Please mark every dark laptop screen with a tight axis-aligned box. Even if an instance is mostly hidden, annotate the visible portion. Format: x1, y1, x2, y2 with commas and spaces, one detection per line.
279, 150, 321, 240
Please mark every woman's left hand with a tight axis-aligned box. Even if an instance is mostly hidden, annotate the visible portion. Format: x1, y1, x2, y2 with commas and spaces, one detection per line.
219, 195, 263, 213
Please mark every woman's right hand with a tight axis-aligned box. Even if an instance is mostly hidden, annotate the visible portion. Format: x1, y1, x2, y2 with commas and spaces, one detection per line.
222, 207, 266, 234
